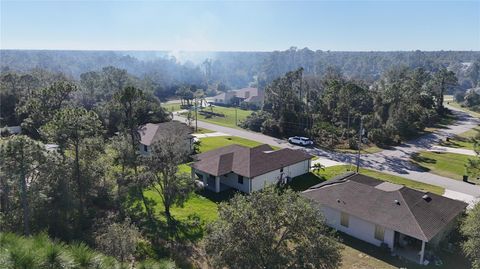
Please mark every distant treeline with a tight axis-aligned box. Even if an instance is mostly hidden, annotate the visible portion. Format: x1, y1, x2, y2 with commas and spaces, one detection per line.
1, 48, 479, 90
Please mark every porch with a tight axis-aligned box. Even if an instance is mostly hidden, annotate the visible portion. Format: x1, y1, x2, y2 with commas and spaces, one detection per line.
191, 169, 233, 193
393, 232, 428, 265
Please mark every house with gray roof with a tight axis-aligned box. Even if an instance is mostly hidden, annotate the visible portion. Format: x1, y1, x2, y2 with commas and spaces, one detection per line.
138, 121, 194, 155
191, 144, 312, 193
208, 87, 264, 106
302, 172, 467, 265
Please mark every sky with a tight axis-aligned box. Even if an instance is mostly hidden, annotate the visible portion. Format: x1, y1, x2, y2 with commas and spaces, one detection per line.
1, 0, 479, 51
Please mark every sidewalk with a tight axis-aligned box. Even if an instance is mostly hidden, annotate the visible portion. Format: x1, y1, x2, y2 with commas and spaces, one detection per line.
428, 145, 476, 156
192, 132, 230, 138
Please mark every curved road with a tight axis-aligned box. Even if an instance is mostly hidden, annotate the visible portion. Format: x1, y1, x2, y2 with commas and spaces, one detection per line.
174, 106, 480, 200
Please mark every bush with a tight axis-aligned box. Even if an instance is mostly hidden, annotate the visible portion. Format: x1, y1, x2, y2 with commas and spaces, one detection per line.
367, 128, 392, 146
239, 102, 260, 111
241, 111, 271, 132
0, 232, 177, 269
311, 121, 341, 148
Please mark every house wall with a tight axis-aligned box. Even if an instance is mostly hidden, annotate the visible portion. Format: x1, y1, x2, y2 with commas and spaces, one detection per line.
220, 172, 251, 193
251, 160, 310, 192
139, 144, 149, 155
321, 205, 395, 249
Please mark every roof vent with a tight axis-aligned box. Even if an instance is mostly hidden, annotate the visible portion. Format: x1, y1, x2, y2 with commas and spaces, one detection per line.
422, 194, 432, 202
336, 199, 341, 203
394, 199, 400, 205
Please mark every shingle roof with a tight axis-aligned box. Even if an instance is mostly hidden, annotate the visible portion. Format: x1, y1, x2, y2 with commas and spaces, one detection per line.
138, 121, 193, 146
191, 144, 312, 178
302, 173, 467, 242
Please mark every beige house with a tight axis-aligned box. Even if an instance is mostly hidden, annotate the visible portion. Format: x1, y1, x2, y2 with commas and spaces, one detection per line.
302, 173, 467, 265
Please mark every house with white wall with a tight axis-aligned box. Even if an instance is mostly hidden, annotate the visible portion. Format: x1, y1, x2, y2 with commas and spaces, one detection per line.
302, 172, 467, 265
138, 121, 194, 155
191, 144, 312, 193
208, 87, 264, 106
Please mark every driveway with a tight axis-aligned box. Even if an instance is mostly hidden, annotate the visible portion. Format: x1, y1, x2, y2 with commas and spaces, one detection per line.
174, 106, 480, 198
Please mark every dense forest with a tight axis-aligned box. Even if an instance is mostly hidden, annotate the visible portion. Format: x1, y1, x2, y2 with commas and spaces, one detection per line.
1, 48, 479, 91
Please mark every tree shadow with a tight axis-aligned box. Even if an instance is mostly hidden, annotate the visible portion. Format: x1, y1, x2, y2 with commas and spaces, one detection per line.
288, 172, 326, 191
196, 188, 237, 203
411, 152, 436, 166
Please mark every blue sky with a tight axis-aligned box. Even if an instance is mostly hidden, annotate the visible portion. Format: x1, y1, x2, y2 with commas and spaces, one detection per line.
1, 1, 479, 51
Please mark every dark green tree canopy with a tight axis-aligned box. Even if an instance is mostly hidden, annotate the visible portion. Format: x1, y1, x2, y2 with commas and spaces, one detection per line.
205, 187, 342, 269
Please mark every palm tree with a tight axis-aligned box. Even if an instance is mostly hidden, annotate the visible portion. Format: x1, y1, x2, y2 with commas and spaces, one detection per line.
312, 162, 324, 174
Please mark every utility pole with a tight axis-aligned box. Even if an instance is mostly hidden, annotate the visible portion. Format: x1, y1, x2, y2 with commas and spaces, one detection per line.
195, 98, 198, 132
356, 118, 363, 173
235, 105, 238, 126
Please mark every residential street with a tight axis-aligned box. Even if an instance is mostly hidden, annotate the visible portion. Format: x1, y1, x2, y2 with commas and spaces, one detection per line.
174, 105, 480, 201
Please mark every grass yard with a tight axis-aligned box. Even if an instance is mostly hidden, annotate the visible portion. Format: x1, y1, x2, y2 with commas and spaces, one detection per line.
411, 151, 478, 184
444, 95, 480, 118
339, 233, 470, 269
334, 144, 385, 154
439, 127, 480, 150
182, 106, 253, 129
161, 102, 183, 112
198, 136, 276, 152
193, 127, 215, 134
290, 165, 445, 195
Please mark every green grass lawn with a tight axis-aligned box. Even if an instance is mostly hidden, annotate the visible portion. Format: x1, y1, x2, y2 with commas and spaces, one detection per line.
334, 144, 385, 154
439, 127, 480, 150
161, 102, 182, 112
182, 106, 253, 129
193, 127, 215, 134
198, 136, 276, 152
411, 151, 478, 184
444, 95, 480, 118
290, 165, 445, 195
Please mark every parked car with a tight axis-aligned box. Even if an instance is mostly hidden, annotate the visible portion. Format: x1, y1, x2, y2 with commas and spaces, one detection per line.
288, 136, 314, 146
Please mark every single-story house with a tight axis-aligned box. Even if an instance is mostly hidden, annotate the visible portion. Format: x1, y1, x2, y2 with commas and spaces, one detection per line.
233, 87, 265, 105
191, 144, 313, 193
138, 121, 194, 155
208, 87, 264, 106
302, 172, 467, 265
209, 91, 236, 105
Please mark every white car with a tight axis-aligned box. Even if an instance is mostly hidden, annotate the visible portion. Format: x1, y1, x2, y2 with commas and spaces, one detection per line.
288, 136, 314, 146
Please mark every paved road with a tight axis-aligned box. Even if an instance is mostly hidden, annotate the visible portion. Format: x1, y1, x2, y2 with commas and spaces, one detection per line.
174, 106, 480, 198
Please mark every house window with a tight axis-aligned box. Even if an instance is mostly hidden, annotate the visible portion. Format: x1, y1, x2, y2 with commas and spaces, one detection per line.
340, 212, 349, 227
143, 145, 148, 152
374, 225, 385, 241
238, 175, 244, 184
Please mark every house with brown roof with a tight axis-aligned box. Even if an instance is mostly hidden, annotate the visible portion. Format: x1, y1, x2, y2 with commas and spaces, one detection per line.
138, 121, 194, 155
191, 144, 313, 193
302, 172, 467, 265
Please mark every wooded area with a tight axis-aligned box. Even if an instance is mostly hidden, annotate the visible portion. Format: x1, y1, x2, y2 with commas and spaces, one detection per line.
1, 48, 480, 268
